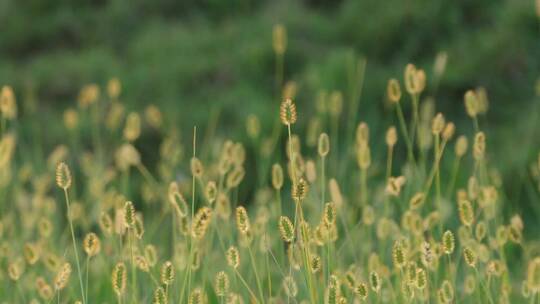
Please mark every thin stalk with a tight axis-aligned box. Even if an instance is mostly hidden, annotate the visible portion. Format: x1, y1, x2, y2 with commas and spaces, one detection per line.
396, 103, 415, 165
63, 189, 86, 304
247, 243, 265, 304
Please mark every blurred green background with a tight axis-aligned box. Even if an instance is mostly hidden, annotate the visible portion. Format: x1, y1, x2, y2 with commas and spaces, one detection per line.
1, 0, 539, 220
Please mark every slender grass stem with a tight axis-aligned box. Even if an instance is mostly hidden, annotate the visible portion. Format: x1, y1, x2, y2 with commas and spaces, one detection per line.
63, 189, 86, 304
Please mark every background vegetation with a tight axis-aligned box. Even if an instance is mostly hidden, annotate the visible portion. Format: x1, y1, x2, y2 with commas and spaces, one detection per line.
1, 0, 540, 302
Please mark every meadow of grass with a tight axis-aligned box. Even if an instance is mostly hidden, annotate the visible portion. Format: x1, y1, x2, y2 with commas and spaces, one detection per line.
1, 18, 540, 304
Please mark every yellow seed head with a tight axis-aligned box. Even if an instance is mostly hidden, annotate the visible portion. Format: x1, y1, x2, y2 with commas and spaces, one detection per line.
455, 135, 468, 157
323, 202, 337, 227
442, 230, 455, 254
24, 243, 39, 265
354, 282, 369, 299
54, 263, 72, 290
463, 247, 477, 268
123, 201, 135, 228
107, 77, 121, 99
0, 85, 17, 119
292, 177, 308, 202
112, 262, 127, 295
83, 232, 101, 256
123, 112, 141, 142
226, 246, 240, 269
280, 98, 297, 125
387, 78, 402, 103
235, 206, 250, 234
190, 157, 204, 178
310, 255, 321, 273
369, 271, 381, 293
153, 286, 167, 304
528, 257, 540, 292
205, 181, 217, 204
192, 207, 212, 239
283, 275, 298, 297
431, 113, 445, 135
161, 261, 175, 285
473, 132, 486, 161
272, 163, 284, 190
409, 192, 425, 210
386, 126, 398, 147
55, 162, 72, 190
318, 133, 330, 157
458, 199, 474, 227
440, 280, 454, 302
442, 122, 455, 141
416, 268, 427, 289
214, 271, 230, 297
272, 24, 287, 55
464, 90, 478, 118
392, 240, 407, 268
145, 245, 158, 267
188, 288, 206, 304
278, 216, 295, 242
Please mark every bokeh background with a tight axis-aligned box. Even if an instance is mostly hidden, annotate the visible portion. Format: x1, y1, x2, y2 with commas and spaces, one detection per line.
1, 0, 539, 223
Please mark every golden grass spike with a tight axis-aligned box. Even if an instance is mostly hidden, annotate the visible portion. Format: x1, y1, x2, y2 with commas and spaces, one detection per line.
283, 275, 298, 297
280, 98, 297, 125
473, 132, 486, 161
191, 207, 212, 239
153, 286, 167, 304
123, 201, 135, 228
214, 271, 230, 297
112, 262, 127, 295
83, 232, 101, 257
278, 216, 295, 242
160, 261, 175, 285
463, 247, 477, 268
56, 162, 72, 190
272, 24, 287, 55
226, 246, 240, 269
442, 230, 455, 254
387, 79, 401, 103
455, 135, 468, 157
318, 132, 330, 157
386, 126, 398, 147
54, 262, 72, 291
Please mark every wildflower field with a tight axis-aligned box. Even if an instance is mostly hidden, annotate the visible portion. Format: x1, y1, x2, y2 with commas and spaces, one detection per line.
1, 1, 540, 303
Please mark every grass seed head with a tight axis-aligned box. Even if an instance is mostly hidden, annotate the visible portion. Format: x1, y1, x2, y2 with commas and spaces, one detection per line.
55, 162, 72, 190
386, 126, 398, 147
283, 275, 298, 297
280, 98, 297, 125
54, 262, 72, 290
455, 135, 468, 157
83, 232, 101, 256
226, 246, 240, 269
458, 199, 474, 227
123, 201, 135, 228
292, 177, 308, 202
215, 271, 230, 297
442, 230, 455, 254
278, 216, 295, 242
235, 206, 250, 234
272, 163, 284, 190
272, 24, 287, 55
112, 262, 127, 295
528, 257, 540, 293
160, 261, 175, 285
387, 78, 402, 103
463, 247, 477, 268
192, 207, 212, 239
318, 132, 330, 157
153, 286, 167, 304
